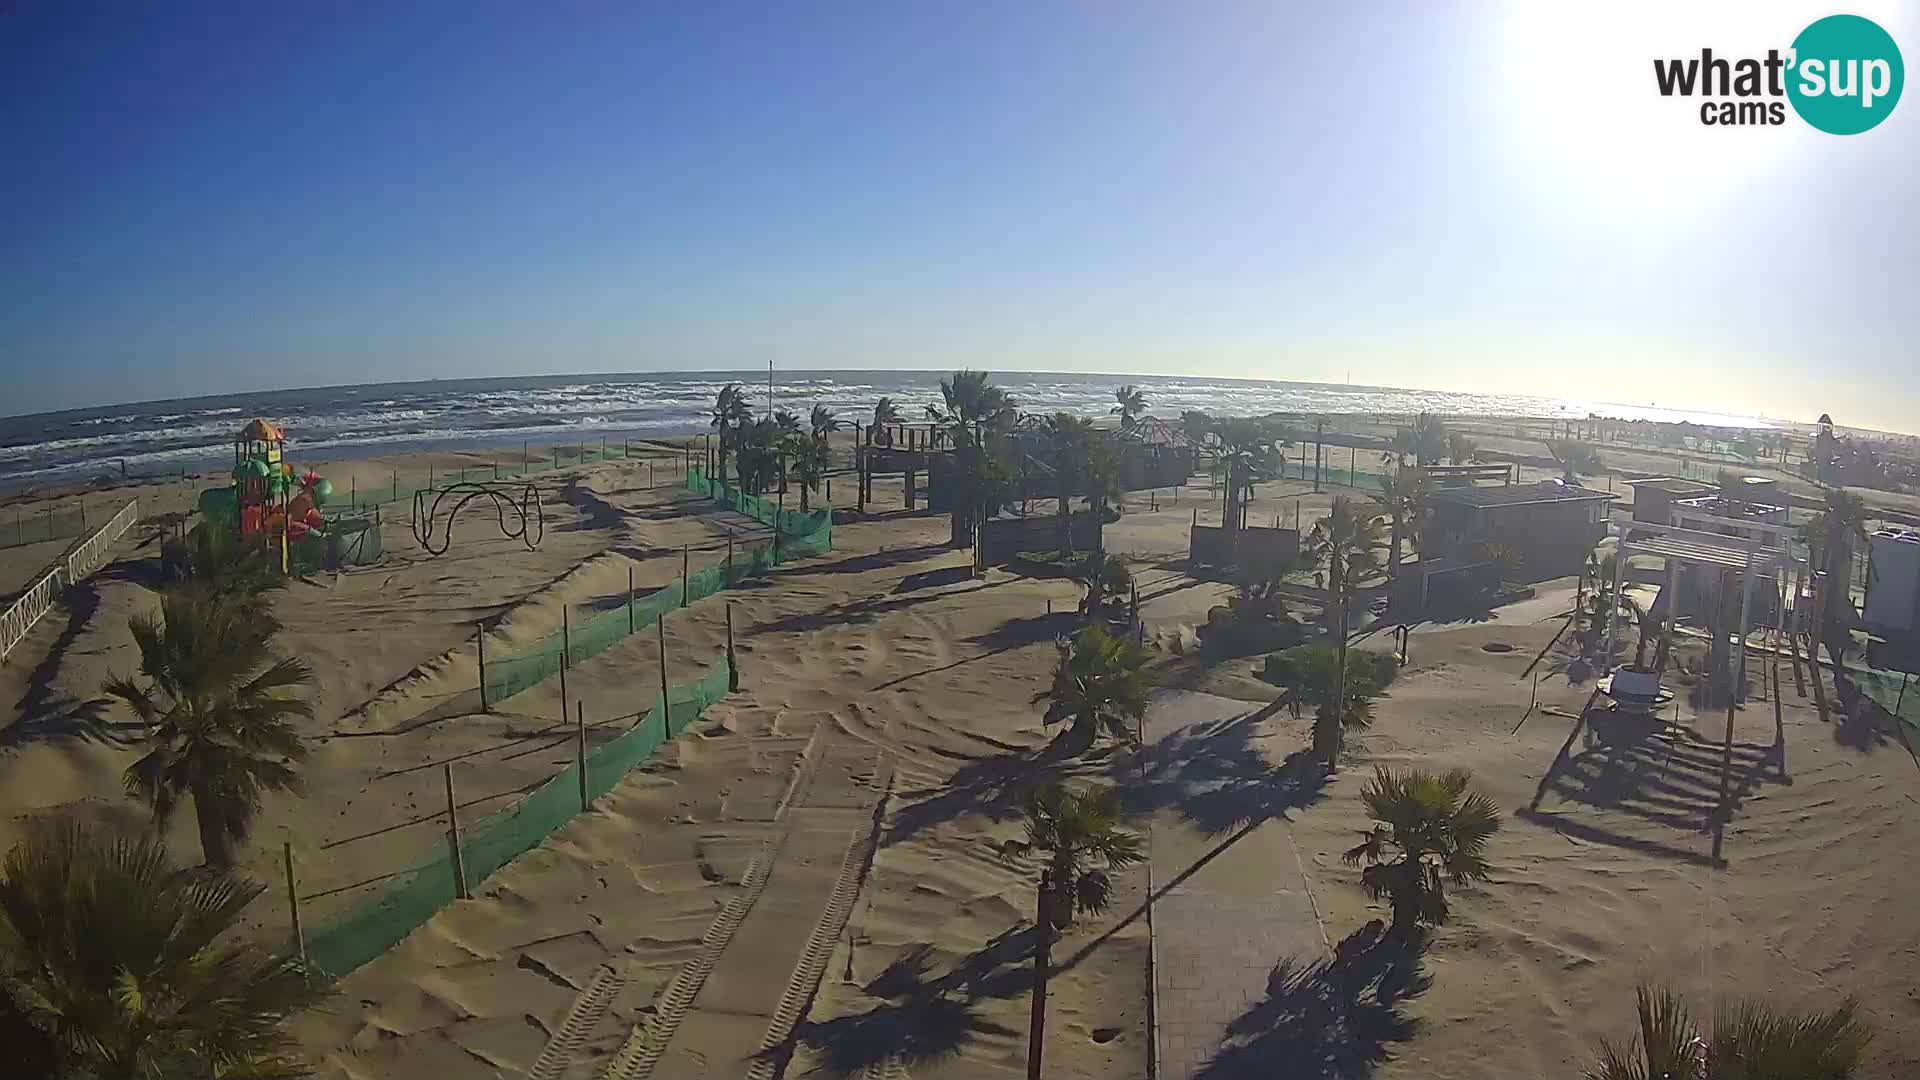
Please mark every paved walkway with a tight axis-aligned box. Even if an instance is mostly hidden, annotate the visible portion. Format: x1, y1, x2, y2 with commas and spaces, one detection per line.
1144, 690, 1329, 1080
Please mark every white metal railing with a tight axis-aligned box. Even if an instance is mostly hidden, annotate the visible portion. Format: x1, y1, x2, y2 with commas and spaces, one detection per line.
66, 498, 139, 582
0, 566, 65, 661
1, 498, 138, 662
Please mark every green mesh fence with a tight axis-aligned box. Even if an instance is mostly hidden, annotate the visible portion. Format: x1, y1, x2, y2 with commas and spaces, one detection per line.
480, 467, 829, 703
304, 660, 733, 981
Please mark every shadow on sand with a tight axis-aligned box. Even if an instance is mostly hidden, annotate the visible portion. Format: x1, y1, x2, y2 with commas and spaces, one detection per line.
1196, 923, 1430, 1080
777, 927, 1029, 1075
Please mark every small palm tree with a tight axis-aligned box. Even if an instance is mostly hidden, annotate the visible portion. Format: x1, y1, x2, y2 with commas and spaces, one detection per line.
104, 591, 313, 868
1042, 623, 1149, 749
1305, 496, 1386, 767
1409, 412, 1448, 466
1371, 463, 1429, 583
1380, 427, 1421, 469
1587, 986, 1872, 1080
871, 396, 904, 430
1042, 413, 1096, 556
1547, 438, 1603, 482
1003, 782, 1143, 1080
162, 522, 285, 597
710, 383, 751, 487
0, 822, 325, 1079
1341, 766, 1500, 935
1802, 487, 1869, 674
809, 404, 841, 443
783, 433, 830, 511
1292, 643, 1380, 764
1211, 419, 1277, 533
1110, 385, 1147, 432
1074, 551, 1132, 617
1447, 432, 1476, 465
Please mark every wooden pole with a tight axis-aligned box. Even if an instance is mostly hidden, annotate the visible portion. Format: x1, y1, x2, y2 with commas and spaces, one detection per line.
628, 565, 636, 634
560, 608, 571, 730
444, 764, 469, 900
576, 701, 589, 811
726, 602, 739, 692
727, 528, 735, 581
283, 842, 307, 967
477, 626, 488, 712
657, 614, 671, 735
682, 545, 690, 605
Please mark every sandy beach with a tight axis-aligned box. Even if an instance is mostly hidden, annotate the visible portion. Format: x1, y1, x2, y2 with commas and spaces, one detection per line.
3, 428, 1917, 1079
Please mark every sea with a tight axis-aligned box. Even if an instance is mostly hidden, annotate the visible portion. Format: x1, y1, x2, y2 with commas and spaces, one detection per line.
0, 370, 1786, 490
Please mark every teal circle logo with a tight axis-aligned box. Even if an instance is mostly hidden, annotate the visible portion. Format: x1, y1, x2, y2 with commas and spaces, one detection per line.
1787, 14, 1904, 134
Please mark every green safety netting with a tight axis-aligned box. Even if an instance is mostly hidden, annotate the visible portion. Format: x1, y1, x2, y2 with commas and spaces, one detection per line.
1849, 668, 1920, 733
304, 660, 733, 981
480, 467, 830, 703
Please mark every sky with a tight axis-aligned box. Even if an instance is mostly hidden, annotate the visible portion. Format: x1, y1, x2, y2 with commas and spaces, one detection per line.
2, 2, 1916, 429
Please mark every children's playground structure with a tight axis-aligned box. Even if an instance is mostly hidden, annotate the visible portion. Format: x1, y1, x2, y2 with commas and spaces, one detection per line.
195, 418, 382, 573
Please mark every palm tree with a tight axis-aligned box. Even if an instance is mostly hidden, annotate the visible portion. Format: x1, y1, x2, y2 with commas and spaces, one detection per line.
709, 383, 750, 487
1409, 412, 1448, 466
1586, 986, 1872, 1080
1080, 437, 1124, 522
0, 822, 324, 1079
1110, 384, 1147, 433
1292, 643, 1381, 762
1371, 463, 1429, 583
925, 369, 1016, 445
1003, 782, 1143, 1080
1546, 438, 1603, 482
1447, 432, 1476, 465
783, 433, 830, 511
871, 396, 904, 431
1379, 427, 1421, 470
1074, 551, 1133, 617
1211, 419, 1276, 534
926, 371, 1017, 547
1341, 766, 1500, 935
104, 591, 313, 868
1305, 497, 1387, 768
1042, 623, 1149, 750
1042, 413, 1096, 556
1802, 487, 1869, 675
162, 521, 285, 598
809, 404, 841, 443
732, 417, 778, 494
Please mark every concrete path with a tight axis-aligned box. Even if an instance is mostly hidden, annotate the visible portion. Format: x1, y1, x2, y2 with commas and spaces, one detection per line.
1143, 690, 1329, 1080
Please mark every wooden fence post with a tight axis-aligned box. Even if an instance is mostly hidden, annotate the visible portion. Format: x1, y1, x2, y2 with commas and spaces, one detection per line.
283, 842, 306, 967
657, 613, 670, 735
444, 764, 468, 900
576, 701, 589, 812
627, 565, 636, 634
559, 608, 571, 730
681, 545, 690, 605
727, 602, 739, 692
477, 626, 488, 712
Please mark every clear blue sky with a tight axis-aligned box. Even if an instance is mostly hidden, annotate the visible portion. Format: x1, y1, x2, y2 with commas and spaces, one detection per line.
3, 3, 1916, 428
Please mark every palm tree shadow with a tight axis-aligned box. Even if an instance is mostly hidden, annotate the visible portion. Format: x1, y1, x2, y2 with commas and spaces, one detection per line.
1113, 707, 1329, 836
1197, 923, 1430, 1080
782, 929, 1031, 1075
885, 736, 1086, 844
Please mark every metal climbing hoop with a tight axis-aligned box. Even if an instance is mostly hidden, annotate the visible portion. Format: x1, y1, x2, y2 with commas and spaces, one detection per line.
411, 481, 545, 556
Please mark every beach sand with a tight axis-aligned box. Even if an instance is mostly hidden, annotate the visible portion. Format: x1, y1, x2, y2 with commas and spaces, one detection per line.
2, 434, 1916, 1078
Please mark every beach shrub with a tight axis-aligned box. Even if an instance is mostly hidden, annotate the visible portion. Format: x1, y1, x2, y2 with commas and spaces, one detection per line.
1587, 986, 1872, 1080
1202, 604, 1306, 657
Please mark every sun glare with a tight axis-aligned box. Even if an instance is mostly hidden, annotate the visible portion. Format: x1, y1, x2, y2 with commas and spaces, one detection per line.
1495, 3, 1813, 214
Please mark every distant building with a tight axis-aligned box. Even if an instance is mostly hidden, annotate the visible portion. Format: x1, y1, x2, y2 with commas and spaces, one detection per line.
1424, 480, 1617, 580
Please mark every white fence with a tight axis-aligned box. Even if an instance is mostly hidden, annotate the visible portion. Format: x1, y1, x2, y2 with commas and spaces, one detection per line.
0, 498, 138, 662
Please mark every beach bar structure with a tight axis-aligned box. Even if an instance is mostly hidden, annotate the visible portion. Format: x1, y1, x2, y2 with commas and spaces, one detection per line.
1423, 480, 1617, 580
